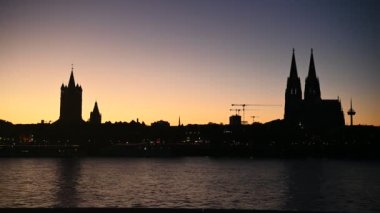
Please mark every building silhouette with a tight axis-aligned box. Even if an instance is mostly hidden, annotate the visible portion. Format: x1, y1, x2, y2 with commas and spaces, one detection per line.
89, 101, 102, 124
284, 49, 345, 128
56, 68, 84, 124
229, 115, 242, 126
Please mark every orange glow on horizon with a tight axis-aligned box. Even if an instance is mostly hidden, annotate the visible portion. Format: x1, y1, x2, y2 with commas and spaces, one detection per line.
1, 66, 378, 126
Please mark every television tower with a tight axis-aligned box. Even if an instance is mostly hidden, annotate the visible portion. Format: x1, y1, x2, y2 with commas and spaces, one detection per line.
347, 99, 356, 126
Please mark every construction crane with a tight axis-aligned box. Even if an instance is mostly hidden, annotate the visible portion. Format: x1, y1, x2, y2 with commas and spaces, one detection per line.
231, 103, 280, 124
250, 115, 260, 124
229, 108, 241, 115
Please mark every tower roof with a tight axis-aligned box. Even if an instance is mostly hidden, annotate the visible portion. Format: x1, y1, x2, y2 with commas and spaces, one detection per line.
68, 70, 76, 88
307, 48, 317, 79
93, 101, 100, 114
289, 48, 299, 78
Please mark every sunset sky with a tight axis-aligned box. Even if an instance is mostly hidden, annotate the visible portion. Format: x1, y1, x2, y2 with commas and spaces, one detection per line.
0, 0, 379, 125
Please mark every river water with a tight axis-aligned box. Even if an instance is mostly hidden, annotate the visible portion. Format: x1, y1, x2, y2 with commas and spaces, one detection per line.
0, 157, 379, 212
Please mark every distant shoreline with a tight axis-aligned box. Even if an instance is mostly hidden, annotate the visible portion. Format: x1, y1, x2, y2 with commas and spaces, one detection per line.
1, 122, 379, 159
0, 143, 378, 159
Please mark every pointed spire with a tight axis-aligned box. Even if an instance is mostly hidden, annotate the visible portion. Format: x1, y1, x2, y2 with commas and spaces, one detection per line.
304, 48, 321, 101
307, 48, 317, 78
68, 65, 76, 88
289, 48, 298, 78
90, 101, 101, 124
93, 101, 100, 114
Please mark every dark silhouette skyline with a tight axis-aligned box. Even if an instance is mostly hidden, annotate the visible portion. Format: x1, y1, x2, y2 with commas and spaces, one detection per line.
0, 63, 378, 158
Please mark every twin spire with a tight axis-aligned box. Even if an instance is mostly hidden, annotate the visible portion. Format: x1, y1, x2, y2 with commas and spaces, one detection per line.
289, 48, 316, 79
285, 49, 345, 127
288, 48, 321, 101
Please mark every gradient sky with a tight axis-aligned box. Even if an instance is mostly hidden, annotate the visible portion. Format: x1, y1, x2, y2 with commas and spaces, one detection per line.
0, 0, 379, 125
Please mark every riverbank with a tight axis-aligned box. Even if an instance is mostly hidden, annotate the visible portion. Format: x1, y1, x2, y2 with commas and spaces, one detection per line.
0, 143, 378, 159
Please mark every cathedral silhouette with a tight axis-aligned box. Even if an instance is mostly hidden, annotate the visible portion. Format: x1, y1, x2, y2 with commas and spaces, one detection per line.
284, 49, 345, 128
56, 67, 101, 125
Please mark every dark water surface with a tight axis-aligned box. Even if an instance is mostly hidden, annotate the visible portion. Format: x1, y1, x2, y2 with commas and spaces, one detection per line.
0, 158, 379, 212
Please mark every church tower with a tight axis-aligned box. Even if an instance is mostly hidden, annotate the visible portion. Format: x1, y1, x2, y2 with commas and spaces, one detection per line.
58, 67, 83, 124
89, 101, 102, 124
284, 49, 303, 123
304, 49, 321, 102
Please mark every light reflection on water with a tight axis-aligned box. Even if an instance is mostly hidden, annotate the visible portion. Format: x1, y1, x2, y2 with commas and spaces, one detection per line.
0, 158, 379, 212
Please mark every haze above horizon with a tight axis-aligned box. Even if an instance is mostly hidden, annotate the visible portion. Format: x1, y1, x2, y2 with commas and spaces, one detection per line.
0, 0, 379, 125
